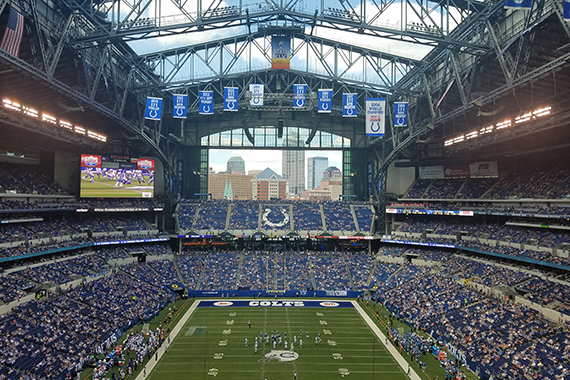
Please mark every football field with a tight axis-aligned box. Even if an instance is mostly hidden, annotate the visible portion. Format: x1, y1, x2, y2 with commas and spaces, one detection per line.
144, 300, 412, 380
80, 178, 154, 198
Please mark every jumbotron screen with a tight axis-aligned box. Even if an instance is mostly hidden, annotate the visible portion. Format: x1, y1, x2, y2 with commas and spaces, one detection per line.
80, 154, 154, 198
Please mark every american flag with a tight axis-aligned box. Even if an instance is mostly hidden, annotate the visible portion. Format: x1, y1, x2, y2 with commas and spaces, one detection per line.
0, 7, 24, 57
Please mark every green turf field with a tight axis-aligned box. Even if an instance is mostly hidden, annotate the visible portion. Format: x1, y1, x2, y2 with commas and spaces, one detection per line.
146, 301, 410, 380
80, 178, 153, 198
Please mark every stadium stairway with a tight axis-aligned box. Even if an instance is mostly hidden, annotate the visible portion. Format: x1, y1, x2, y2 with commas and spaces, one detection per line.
256, 203, 262, 231
341, 253, 357, 291
365, 258, 379, 288
419, 180, 434, 198
319, 204, 327, 231
308, 257, 318, 290
191, 205, 201, 230
350, 205, 360, 232
288, 204, 295, 231
172, 257, 186, 286
454, 179, 468, 199
225, 203, 232, 230
236, 252, 245, 287
272, 254, 279, 290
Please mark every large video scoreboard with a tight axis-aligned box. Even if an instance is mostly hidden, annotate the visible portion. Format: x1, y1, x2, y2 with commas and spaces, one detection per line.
80, 154, 155, 198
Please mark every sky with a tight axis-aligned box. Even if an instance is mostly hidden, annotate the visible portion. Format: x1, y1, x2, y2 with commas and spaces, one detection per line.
209, 149, 342, 182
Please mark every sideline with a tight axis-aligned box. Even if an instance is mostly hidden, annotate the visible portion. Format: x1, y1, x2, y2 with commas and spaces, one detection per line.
134, 299, 201, 380
352, 300, 422, 380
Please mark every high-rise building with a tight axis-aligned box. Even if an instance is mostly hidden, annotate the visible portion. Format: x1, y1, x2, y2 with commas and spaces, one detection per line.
307, 156, 329, 190
209, 172, 254, 200
282, 134, 305, 195
251, 168, 287, 200
226, 156, 245, 174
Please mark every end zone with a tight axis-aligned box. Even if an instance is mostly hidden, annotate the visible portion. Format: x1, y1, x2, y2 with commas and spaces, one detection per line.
199, 300, 354, 308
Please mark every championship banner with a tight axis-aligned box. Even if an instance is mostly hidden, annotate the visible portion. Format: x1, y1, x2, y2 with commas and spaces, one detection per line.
365, 98, 386, 136
144, 97, 163, 120
504, 0, 532, 9
293, 84, 307, 108
250, 84, 264, 106
318, 89, 332, 113
271, 36, 291, 69
199, 91, 214, 115
224, 87, 239, 112
564, 0, 570, 20
393, 102, 408, 127
173, 94, 187, 119
342, 93, 357, 117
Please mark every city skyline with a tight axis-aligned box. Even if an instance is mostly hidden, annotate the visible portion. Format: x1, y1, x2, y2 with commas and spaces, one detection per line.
209, 149, 342, 183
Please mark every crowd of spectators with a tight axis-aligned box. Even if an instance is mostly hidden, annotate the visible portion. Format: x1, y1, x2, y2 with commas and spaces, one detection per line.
378, 246, 407, 257
15, 254, 107, 284
176, 254, 206, 290
380, 273, 484, 324
0, 270, 177, 380
285, 255, 312, 290
322, 202, 356, 231
404, 179, 432, 199
353, 206, 375, 232
176, 203, 199, 232
0, 162, 67, 195
199, 253, 240, 289
345, 253, 375, 290
227, 201, 260, 230
292, 201, 323, 231
399, 220, 439, 234
312, 254, 352, 290
442, 256, 530, 287
239, 255, 268, 290
176, 200, 374, 233
422, 179, 464, 199
0, 273, 34, 304
193, 201, 229, 230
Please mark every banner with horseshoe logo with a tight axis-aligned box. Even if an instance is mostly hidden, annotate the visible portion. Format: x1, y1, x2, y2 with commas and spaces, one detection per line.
144, 97, 163, 120
224, 87, 239, 112
393, 102, 408, 127
293, 84, 307, 108
318, 89, 332, 113
342, 93, 357, 117
199, 91, 214, 115
365, 98, 386, 136
249, 84, 264, 106
173, 94, 187, 119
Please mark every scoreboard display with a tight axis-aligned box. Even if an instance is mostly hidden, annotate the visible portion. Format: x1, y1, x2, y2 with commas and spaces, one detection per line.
80, 154, 155, 198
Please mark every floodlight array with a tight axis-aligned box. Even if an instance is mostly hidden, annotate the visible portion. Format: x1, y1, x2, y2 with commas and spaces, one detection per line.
444, 106, 551, 147
2, 98, 107, 142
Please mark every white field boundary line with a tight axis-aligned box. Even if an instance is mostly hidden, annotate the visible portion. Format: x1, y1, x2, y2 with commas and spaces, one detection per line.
352, 300, 422, 380
134, 299, 201, 380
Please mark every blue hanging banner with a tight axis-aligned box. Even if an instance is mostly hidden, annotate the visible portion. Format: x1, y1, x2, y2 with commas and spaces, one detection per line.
199, 91, 214, 115
318, 89, 332, 113
173, 94, 187, 119
293, 84, 307, 108
224, 87, 239, 112
144, 97, 163, 120
564, 0, 570, 20
503, 0, 532, 9
342, 93, 357, 117
393, 102, 408, 127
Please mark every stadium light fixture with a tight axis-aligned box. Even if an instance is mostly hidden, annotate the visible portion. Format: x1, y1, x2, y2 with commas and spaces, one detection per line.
2, 97, 107, 143
443, 105, 551, 147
